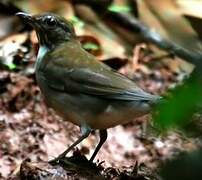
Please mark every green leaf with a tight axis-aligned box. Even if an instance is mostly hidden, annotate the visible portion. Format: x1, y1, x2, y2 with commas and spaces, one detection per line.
7, 63, 16, 70
83, 42, 99, 51
70, 16, 84, 28
108, 5, 131, 13
153, 73, 202, 131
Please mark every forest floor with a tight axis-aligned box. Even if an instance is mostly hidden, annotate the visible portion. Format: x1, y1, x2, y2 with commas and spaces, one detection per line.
0, 31, 200, 179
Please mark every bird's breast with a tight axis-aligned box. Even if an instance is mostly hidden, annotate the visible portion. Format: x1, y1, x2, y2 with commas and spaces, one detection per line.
35, 71, 82, 125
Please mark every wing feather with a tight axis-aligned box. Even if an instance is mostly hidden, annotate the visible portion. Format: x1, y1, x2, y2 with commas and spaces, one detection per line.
65, 68, 159, 101
41, 42, 159, 102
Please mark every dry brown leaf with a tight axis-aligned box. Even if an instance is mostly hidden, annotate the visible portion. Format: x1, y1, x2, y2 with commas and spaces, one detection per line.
177, 0, 202, 18
138, 0, 202, 54
14, 0, 74, 19
76, 23, 127, 60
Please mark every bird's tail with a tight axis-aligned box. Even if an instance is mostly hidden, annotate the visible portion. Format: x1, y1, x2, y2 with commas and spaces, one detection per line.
149, 95, 162, 105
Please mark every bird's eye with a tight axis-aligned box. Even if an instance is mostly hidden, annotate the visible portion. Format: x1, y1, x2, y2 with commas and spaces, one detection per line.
44, 16, 57, 27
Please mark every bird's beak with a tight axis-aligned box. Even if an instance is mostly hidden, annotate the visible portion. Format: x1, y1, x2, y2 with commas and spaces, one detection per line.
16, 12, 35, 26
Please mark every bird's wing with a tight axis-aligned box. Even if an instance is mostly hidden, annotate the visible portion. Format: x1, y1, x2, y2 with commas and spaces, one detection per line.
41, 42, 159, 102
66, 68, 158, 101
43, 63, 158, 102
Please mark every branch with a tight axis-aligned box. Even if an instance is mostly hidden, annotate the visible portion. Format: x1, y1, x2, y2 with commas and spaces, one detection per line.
105, 12, 202, 68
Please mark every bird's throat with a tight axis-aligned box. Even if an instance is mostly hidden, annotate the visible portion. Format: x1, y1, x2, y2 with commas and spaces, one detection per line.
35, 45, 49, 70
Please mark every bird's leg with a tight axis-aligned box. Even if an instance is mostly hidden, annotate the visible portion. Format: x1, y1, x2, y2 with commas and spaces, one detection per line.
49, 126, 91, 164
89, 129, 107, 162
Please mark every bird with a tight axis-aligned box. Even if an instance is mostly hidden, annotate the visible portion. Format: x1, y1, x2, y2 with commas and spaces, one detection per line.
16, 12, 161, 163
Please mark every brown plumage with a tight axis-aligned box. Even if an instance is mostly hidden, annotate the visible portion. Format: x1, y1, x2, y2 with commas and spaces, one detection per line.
16, 12, 161, 163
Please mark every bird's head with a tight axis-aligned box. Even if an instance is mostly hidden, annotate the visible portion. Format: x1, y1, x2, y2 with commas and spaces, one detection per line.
16, 12, 76, 49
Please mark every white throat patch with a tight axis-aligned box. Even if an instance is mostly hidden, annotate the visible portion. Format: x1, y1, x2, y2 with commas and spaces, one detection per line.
35, 46, 49, 70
